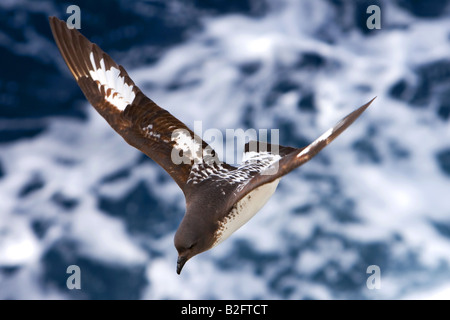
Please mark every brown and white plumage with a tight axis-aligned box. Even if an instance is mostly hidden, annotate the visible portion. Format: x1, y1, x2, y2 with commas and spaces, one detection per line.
49, 17, 374, 274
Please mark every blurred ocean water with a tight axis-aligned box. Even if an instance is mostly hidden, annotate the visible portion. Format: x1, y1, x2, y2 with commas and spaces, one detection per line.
1, 0, 450, 299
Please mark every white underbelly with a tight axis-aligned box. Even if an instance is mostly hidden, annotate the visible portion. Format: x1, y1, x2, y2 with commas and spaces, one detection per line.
213, 179, 280, 248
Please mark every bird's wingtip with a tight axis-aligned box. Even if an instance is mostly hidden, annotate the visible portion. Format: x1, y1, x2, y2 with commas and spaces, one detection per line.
367, 96, 377, 106
357, 96, 377, 114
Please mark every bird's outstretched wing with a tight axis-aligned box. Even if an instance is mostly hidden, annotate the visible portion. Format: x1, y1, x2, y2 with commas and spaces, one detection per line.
223, 98, 374, 209
49, 17, 227, 192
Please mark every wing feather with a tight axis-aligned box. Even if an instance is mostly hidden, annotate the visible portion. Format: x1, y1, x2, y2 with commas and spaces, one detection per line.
49, 17, 220, 191
223, 98, 375, 209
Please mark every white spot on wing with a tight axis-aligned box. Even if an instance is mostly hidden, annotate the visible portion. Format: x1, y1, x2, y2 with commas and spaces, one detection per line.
297, 146, 309, 158
172, 130, 202, 162
143, 124, 161, 139
242, 151, 281, 165
88, 52, 136, 111
297, 127, 334, 158
317, 127, 334, 142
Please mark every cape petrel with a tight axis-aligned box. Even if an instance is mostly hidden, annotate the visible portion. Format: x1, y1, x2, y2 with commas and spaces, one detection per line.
49, 17, 374, 274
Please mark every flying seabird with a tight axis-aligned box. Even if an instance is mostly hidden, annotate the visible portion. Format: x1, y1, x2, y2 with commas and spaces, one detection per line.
49, 17, 374, 274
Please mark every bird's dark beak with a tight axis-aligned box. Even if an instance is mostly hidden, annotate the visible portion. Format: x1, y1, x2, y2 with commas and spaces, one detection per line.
177, 256, 187, 274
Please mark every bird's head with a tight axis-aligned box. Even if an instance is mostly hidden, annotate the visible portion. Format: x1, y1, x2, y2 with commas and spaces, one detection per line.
174, 213, 217, 274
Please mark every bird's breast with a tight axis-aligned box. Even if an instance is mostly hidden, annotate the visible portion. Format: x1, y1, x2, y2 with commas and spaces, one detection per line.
212, 178, 280, 248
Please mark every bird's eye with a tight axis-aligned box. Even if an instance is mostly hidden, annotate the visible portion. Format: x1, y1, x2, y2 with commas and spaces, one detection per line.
188, 243, 196, 249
